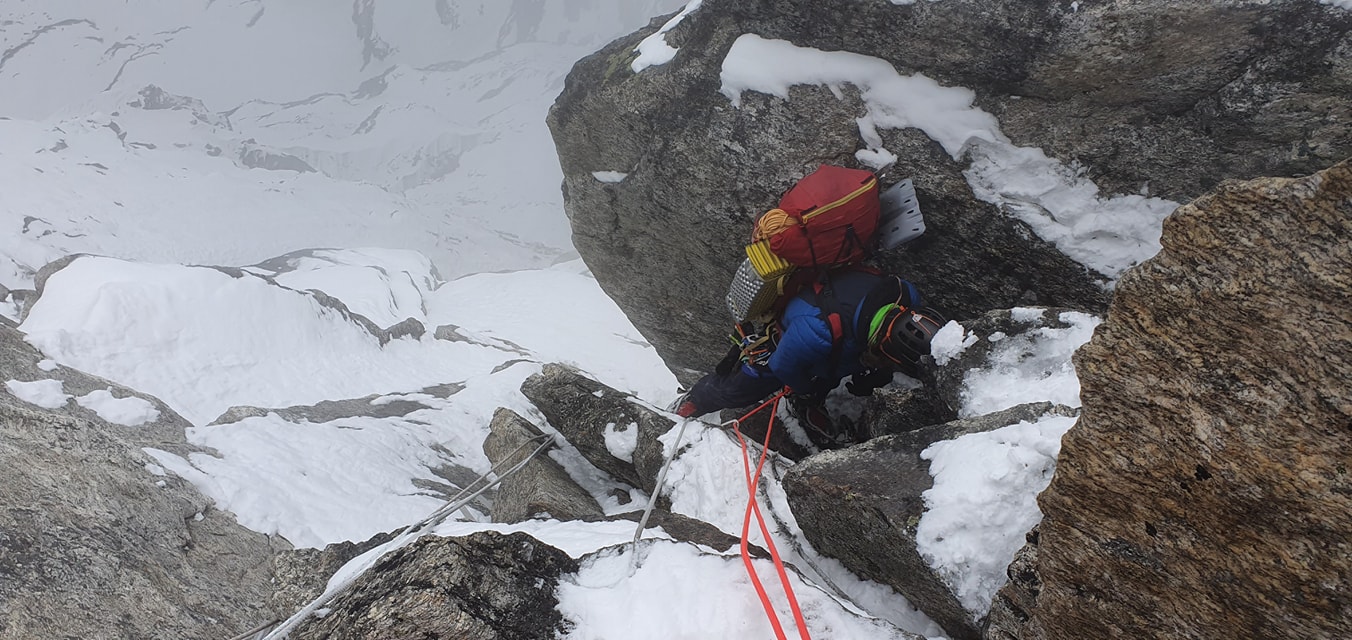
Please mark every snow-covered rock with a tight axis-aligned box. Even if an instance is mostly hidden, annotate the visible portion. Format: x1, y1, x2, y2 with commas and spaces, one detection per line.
548, 0, 1352, 383
521, 363, 679, 495
0, 324, 283, 639
782, 402, 1078, 640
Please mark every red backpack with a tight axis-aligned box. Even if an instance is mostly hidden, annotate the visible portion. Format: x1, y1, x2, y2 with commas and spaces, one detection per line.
753, 165, 880, 268
730, 165, 884, 324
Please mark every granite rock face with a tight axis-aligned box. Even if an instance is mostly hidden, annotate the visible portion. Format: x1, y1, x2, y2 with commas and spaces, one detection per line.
0, 325, 282, 640
548, 0, 1352, 382
484, 408, 604, 523
288, 531, 577, 640
986, 160, 1352, 639
855, 383, 958, 440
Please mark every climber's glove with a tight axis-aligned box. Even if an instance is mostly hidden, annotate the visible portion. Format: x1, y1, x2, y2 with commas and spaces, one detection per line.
845, 368, 893, 397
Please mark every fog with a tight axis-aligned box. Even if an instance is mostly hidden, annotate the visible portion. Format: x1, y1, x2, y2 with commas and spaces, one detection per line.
0, 0, 686, 285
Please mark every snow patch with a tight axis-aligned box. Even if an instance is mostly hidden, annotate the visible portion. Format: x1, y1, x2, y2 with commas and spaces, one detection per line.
5, 378, 70, 409
855, 146, 898, 170
918, 414, 1077, 615
632, 1, 704, 72
558, 541, 920, 639
959, 312, 1100, 417
75, 389, 161, 426
603, 422, 638, 463
591, 171, 629, 183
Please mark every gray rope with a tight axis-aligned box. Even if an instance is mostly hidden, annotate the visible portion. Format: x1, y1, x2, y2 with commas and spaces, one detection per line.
629, 417, 692, 571
224, 617, 279, 640
258, 433, 556, 639
397, 432, 555, 538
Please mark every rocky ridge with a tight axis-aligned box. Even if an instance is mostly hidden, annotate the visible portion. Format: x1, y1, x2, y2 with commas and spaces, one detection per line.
8, 152, 1347, 636
4, 2, 1351, 638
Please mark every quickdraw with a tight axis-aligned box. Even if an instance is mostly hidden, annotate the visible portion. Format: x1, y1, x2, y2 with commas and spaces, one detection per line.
730, 321, 780, 368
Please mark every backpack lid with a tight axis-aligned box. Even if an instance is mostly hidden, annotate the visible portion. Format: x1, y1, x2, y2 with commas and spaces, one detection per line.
763, 165, 881, 268
779, 165, 878, 218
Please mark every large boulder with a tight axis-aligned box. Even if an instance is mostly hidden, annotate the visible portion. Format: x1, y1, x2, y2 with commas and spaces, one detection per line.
288, 531, 578, 640
484, 408, 605, 523
783, 402, 1075, 640
548, 0, 1352, 383
0, 326, 282, 639
520, 363, 677, 493
986, 160, 1352, 639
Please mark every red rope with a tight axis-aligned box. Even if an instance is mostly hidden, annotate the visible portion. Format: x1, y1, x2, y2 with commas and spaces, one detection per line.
732, 390, 811, 640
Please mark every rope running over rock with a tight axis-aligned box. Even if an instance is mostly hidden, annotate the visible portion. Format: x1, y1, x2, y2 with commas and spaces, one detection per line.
244, 432, 557, 640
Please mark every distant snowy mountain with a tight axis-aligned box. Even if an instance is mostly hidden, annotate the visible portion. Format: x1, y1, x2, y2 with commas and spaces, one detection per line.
0, 0, 685, 297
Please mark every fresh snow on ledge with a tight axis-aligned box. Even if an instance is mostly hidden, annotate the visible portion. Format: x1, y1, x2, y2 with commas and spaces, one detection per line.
958, 311, 1100, 418
75, 389, 161, 426
915, 308, 1098, 618
592, 171, 629, 183
930, 321, 979, 366
5, 379, 71, 409
632, 0, 704, 72
919, 413, 1077, 614
719, 34, 1179, 280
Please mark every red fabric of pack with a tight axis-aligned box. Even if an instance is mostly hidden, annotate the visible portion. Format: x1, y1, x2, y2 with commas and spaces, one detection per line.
766, 165, 880, 267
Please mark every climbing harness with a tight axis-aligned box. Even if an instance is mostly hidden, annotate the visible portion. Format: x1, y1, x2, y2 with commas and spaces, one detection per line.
253, 432, 557, 640
726, 389, 812, 640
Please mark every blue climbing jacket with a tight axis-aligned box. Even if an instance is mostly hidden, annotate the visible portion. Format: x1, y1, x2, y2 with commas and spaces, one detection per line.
767, 269, 908, 394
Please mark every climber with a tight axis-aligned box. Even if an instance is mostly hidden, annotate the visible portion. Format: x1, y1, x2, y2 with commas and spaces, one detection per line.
674, 267, 944, 448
